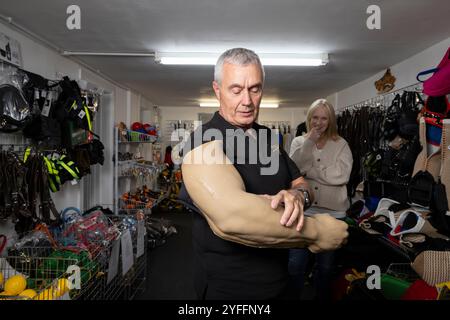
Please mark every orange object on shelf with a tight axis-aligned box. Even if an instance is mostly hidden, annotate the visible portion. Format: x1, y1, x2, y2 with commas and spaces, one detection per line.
174, 170, 182, 182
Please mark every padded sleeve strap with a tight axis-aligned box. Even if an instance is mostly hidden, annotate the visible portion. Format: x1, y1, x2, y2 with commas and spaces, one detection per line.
182, 140, 321, 248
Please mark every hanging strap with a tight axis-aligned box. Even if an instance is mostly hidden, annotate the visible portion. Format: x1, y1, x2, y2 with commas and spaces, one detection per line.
438, 119, 450, 181
9, 151, 30, 219
39, 157, 61, 224
84, 103, 92, 131
43, 156, 60, 192
416, 68, 439, 82
58, 160, 80, 180
26, 154, 39, 220
23, 146, 32, 163
0, 234, 6, 255
70, 100, 78, 111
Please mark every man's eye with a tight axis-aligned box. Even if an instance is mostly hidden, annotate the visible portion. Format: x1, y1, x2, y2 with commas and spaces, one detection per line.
232, 88, 241, 94
250, 87, 261, 93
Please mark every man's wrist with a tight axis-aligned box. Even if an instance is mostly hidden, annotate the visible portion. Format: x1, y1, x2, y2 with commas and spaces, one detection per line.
296, 187, 311, 210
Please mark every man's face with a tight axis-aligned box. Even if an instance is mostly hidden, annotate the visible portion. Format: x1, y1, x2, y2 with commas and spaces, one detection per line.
213, 62, 263, 129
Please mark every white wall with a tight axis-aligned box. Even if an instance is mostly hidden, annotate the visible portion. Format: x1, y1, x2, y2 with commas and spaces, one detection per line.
330, 37, 450, 111
130, 91, 141, 124
258, 107, 306, 127
115, 87, 128, 124
140, 97, 155, 119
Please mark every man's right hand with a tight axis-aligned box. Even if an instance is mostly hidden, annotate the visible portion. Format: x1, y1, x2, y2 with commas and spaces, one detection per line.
308, 214, 348, 252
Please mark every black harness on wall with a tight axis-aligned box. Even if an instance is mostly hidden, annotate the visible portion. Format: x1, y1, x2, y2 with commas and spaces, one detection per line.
0, 148, 61, 236
337, 90, 423, 200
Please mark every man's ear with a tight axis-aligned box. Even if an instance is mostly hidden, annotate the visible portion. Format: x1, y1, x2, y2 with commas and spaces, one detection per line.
212, 81, 220, 100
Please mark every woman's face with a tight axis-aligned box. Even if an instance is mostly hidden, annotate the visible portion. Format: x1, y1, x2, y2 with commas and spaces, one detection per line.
310, 106, 329, 134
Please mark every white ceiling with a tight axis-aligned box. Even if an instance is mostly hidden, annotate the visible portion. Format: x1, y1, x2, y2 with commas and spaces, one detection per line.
1, 0, 449, 108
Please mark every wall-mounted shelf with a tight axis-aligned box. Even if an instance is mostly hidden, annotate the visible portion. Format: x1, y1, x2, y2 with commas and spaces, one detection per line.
118, 129, 158, 144
114, 127, 163, 214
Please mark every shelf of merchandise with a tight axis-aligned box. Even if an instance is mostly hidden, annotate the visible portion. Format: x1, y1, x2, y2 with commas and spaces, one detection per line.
113, 127, 163, 215
118, 129, 158, 144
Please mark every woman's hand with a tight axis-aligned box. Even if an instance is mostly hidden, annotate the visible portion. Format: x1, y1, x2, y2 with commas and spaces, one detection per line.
306, 127, 322, 143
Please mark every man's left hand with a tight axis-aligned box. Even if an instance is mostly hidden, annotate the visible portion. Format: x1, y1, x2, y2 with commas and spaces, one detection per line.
261, 190, 305, 231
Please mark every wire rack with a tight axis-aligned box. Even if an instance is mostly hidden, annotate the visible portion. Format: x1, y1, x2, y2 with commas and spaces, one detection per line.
118, 129, 158, 143
1, 210, 148, 300
118, 187, 169, 216
0, 246, 98, 300
117, 161, 162, 184
70, 241, 116, 300
339, 82, 424, 112
103, 215, 148, 300
118, 199, 153, 215
59, 211, 146, 300
114, 126, 163, 215
104, 237, 147, 300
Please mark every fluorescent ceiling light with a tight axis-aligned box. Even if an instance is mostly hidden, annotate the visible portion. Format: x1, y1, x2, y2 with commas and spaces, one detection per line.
156, 52, 328, 66
199, 101, 279, 108
156, 52, 218, 65
199, 102, 220, 107
61, 51, 328, 66
261, 53, 328, 66
259, 103, 279, 108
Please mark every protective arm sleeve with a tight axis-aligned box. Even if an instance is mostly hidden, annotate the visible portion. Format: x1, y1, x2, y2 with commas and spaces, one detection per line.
182, 140, 347, 250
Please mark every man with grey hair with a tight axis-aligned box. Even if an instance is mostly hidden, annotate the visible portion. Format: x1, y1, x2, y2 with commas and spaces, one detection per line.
212, 48, 265, 130
179, 48, 347, 299
214, 47, 265, 85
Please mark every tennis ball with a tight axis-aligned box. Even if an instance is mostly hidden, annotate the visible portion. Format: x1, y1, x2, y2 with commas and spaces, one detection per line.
19, 289, 37, 300
4, 275, 27, 295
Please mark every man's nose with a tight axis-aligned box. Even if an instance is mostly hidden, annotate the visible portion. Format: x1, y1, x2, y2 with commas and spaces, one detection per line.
241, 90, 251, 106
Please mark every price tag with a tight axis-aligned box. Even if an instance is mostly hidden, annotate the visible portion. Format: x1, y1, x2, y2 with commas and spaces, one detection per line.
78, 110, 86, 119
41, 93, 52, 117
60, 292, 71, 300
137, 220, 145, 258
107, 239, 120, 284
121, 229, 134, 275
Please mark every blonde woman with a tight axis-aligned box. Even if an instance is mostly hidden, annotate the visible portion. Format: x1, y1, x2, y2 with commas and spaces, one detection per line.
288, 99, 353, 300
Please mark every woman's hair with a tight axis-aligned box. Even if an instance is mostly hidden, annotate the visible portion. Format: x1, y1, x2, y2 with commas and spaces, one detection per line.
306, 99, 339, 140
